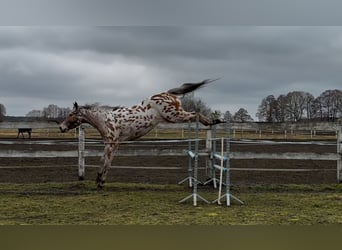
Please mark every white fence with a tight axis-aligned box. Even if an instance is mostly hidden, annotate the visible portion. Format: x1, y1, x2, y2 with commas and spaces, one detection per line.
0, 122, 341, 183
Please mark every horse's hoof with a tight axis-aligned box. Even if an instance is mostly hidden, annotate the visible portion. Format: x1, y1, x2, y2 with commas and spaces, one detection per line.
213, 119, 226, 124
96, 178, 105, 189
96, 173, 102, 183
97, 182, 105, 189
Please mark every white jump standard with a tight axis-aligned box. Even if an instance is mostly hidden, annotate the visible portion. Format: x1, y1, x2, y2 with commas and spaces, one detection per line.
179, 114, 210, 206
179, 113, 244, 206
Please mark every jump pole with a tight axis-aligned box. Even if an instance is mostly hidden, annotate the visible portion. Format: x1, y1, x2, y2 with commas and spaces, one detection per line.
212, 114, 244, 206
337, 126, 342, 183
178, 120, 199, 187
217, 137, 225, 205
179, 114, 209, 206
203, 125, 219, 188
78, 125, 85, 180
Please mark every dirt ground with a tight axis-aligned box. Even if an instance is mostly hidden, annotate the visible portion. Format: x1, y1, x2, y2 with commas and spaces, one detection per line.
0, 138, 338, 185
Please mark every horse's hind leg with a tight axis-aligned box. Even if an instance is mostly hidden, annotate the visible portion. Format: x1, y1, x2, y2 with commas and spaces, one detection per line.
156, 97, 220, 126
166, 109, 216, 126
198, 113, 225, 126
96, 143, 118, 188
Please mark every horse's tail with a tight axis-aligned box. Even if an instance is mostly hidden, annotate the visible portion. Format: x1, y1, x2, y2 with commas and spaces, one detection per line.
167, 78, 220, 95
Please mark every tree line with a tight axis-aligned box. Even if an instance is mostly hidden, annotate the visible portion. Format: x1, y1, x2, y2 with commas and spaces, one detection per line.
256, 89, 342, 122
181, 94, 253, 122
26, 104, 71, 119
1, 88, 341, 123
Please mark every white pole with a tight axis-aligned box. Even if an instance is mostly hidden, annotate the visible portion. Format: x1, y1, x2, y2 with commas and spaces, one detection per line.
337, 127, 342, 183
217, 137, 224, 205
78, 126, 85, 180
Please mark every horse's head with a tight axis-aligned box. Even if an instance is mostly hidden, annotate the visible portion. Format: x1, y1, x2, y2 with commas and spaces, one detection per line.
59, 102, 83, 132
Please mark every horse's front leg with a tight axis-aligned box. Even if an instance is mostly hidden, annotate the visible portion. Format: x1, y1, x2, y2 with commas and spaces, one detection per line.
96, 143, 118, 188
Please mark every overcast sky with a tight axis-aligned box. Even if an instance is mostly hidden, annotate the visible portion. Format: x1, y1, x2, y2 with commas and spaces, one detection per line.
1, 26, 342, 118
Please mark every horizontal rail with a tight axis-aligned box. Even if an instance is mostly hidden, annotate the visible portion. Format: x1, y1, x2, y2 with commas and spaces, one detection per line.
0, 149, 194, 158
230, 168, 335, 172
213, 153, 228, 161
0, 164, 335, 172
0, 165, 183, 170
0, 150, 78, 158
0, 149, 339, 161
230, 152, 339, 161
214, 164, 227, 172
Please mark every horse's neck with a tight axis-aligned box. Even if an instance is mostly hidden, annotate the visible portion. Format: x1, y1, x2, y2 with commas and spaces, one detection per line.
81, 108, 107, 136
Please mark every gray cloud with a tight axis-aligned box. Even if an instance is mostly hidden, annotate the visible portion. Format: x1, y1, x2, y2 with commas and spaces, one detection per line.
2, 1, 342, 25
0, 26, 342, 118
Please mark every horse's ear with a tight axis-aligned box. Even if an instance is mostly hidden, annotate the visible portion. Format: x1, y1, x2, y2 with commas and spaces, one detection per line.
73, 102, 79, 110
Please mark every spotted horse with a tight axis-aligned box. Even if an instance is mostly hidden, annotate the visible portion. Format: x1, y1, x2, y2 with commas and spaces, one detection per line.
59, 79, 224, 188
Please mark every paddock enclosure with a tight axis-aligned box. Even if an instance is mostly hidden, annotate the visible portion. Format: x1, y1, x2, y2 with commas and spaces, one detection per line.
0, 119, 341, 186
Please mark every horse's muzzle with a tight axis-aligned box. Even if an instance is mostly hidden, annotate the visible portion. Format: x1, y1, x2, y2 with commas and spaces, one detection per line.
59, 126, 68, 133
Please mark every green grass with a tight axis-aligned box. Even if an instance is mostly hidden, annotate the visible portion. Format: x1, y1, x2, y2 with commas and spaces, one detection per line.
1, 182, 342, 225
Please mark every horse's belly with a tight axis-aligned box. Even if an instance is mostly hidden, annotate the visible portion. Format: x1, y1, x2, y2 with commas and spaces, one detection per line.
121, 124, 155, 141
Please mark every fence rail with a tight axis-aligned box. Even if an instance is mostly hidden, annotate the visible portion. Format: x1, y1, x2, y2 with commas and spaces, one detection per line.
1, 120, 342, 140
0, 149, 339, 161
1, 125, 341, 183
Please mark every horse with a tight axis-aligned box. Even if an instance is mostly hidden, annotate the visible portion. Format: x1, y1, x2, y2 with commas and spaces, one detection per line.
59, 79, 223, 188
17, 128, 32, 139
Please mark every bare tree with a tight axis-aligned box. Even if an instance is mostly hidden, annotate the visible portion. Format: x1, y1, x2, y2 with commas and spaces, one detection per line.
257, 89, 342, 122
303, 92, 315, 120
233, 108, 253, 122
285, 91, 311, 122
311, 97, 324, 121
256, 95, 277, 122
275, 94, 287, 122
314, 89, 342, 121
0, 103, 6, 122
211, 110, 222, 120
224, 110, 233, 122
181, 94, 212, 117
27, 104, 71, 119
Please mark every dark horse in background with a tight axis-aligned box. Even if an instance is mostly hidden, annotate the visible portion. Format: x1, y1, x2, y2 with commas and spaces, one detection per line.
17, 128, 32, 139
59, 79, 223, 188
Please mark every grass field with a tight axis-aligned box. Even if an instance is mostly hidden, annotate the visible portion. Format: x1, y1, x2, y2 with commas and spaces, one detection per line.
1, 181, 342, 225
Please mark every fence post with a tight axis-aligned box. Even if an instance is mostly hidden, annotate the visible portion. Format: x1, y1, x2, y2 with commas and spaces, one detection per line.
337, 126, 342, 183
78, 126, 85, 180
